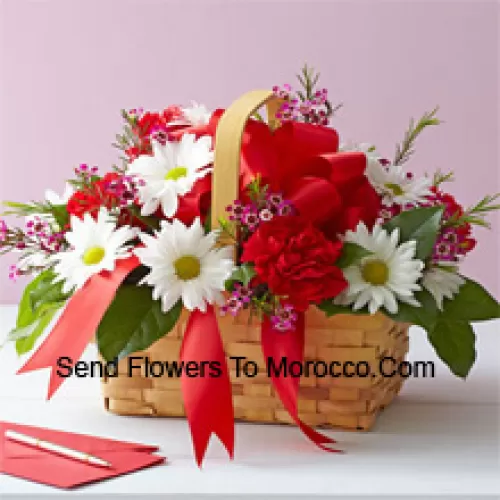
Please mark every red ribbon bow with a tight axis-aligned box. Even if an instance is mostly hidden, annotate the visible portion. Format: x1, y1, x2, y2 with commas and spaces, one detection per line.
237, 118, 381, 237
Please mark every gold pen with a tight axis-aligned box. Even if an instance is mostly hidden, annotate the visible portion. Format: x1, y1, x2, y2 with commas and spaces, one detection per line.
5, 430, 112, 468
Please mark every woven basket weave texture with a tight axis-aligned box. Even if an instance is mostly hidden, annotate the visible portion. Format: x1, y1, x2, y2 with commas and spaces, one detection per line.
102, 309, 409, 430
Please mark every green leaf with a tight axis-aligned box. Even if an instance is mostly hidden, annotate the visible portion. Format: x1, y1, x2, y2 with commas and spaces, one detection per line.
441, 277, 500, 322
226, 264, 256, 290
427, 319, 476, 378
9, 271, 69, 356
15, 307, 59, 355
2, 201, 69, 230
29, 276, 67, 313
317, 301, 368, 317
48, 203, 70, 230
203, 209, 212, 233
97, 285, 182, 361
389, 286, 483, 378
3, 200, 29, 209
383, 206, 444, 260
386, 289, 440, 331
8, 301, 59, 342
336, 242, 371, 269
16, 273, 50, 328
16, 271, 67, 328
122, 265, 150, 286
127, 205, 161, 231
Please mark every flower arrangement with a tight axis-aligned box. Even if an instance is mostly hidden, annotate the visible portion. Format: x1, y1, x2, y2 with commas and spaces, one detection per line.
2, 65, 499, 464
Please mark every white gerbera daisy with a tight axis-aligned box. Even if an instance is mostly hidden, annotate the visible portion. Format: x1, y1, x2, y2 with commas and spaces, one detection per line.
135, 218, 234, 313
422, 266, 465, 310
52, 208, 137, 294
181, 101, 211, 126
45, 183, 74, 205
128, 134, 213, 217
168, 102, 212, 127
365, 160, 432, 207
334, 223, 424, 314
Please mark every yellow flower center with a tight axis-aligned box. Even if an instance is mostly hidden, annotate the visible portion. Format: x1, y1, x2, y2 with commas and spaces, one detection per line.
82, 246, 105, 266
384, 182, 404, 196
361, 259, 389, 285
165, 166, 188, 181
174, 255, 201, 281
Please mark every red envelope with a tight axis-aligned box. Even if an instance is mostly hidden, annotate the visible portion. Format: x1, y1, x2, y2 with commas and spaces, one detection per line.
0, 421, 166, 489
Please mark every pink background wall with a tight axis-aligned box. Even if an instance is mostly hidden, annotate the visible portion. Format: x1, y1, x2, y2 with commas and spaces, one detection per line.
0, 0, 498, 302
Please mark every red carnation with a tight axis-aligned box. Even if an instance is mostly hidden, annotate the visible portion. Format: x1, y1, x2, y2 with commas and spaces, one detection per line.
66, 173, 147, 229
67, 173, 121, 219
66, 191, 101, 219
162, 105, 184, 124
241, 216, 347, 311
135, 111, 163, 138
135, 106, 183, 137
125, 107, 220, 162
426, 186, 477, 259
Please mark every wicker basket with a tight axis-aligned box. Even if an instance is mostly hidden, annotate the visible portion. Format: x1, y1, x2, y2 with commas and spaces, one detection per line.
101, 89, 410, 430
102, 309, 409, 430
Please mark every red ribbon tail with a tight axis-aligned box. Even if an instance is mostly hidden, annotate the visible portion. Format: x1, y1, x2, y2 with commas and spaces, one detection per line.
17, 255, 140, 400
261, 313, 341, 453
180, 306, 234, 467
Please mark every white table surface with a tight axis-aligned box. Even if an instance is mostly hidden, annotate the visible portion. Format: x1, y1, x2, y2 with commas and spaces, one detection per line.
0, 304, 498, 499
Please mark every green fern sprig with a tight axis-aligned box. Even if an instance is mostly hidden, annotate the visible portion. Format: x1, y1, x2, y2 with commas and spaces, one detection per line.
394, 108, 441, 165
432, 169, 455, 187
447, 193, 500, 228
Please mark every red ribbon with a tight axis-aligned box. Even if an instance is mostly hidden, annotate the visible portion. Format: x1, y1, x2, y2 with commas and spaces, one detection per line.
180, 306, 234, 466
17, 255, 140, 399
261, 314, 340, 452
180, 308, 340, 466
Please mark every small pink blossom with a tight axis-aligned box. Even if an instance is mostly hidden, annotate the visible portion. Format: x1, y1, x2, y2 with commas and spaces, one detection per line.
74, 163, 99, 178
8, 264, 20, 282
226, 200, 245, 221
271, 303, 298, 332
242, 208, 259, 231
220, 297, 243, 317
259, 208, 274, 222
266, 193, 283, 207
232, 283, 253, 304
272, 83, 332, 126
128, 107, 144, 119
0, 219, 7, 242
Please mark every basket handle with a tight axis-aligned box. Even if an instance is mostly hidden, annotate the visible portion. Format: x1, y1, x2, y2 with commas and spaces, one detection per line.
211, 90, 282, 232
